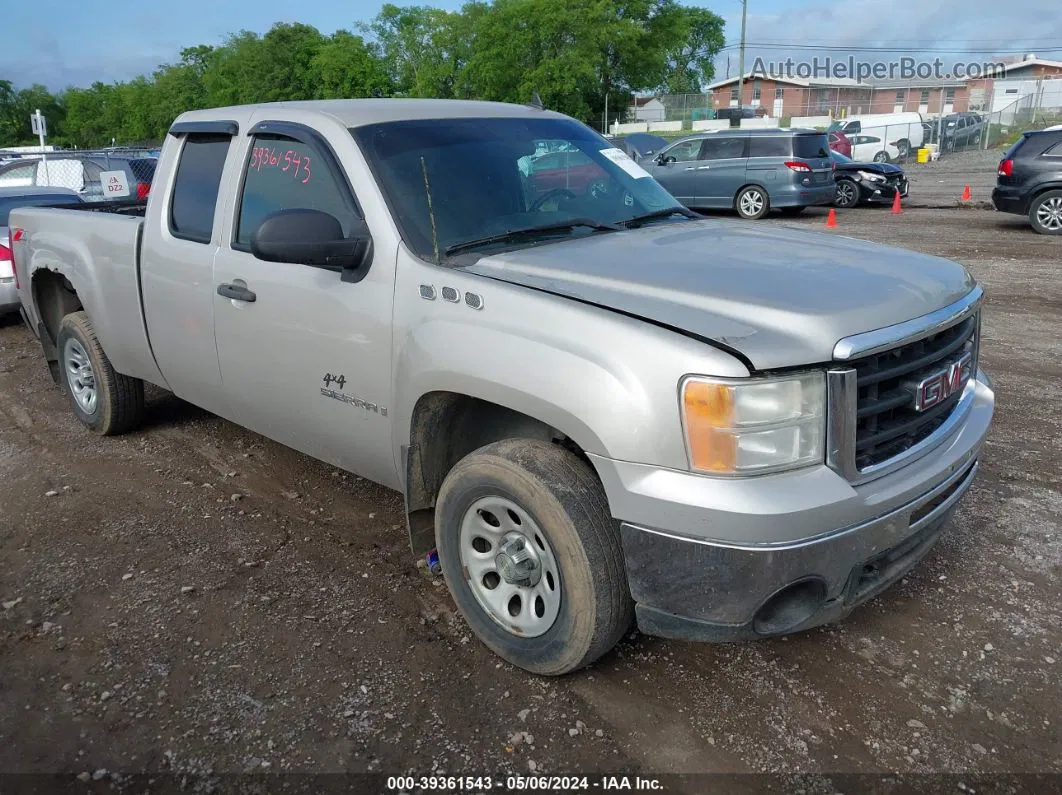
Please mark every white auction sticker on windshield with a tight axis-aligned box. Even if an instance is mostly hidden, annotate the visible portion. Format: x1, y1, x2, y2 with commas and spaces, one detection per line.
599, 147, 651, 179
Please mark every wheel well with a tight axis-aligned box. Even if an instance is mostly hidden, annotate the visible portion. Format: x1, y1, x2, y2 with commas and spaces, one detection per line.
31, 270, 83, 381
1028, 185, 1062, 211
403, 391, 589, 557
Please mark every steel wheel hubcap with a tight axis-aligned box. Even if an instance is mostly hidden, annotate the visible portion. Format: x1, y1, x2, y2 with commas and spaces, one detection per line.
63, 338, 97, 414
459, 496, 561, 638
1037, 197, 1062, 230
740, 191, 764, 215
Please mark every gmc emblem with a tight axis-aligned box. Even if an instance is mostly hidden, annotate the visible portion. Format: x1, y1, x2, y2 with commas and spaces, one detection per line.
910, 352, 973, 412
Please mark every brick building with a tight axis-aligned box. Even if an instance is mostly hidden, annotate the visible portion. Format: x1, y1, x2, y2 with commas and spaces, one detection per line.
705, 73, 973, 118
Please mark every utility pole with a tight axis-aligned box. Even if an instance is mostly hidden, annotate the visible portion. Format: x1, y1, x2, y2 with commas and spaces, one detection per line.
737, 0, 748, 109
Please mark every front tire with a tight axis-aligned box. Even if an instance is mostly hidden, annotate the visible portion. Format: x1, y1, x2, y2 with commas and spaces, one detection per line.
1029, 190, 1062, 235
896, 140, 911, 159
735, 186, 769, 220
834, 178, 860, 208
873, 150, 890, 163
57, 311, 145, 435
435, 439, 633, 675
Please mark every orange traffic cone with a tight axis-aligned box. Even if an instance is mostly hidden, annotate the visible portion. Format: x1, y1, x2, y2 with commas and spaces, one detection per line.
891, 191, 902, 214
961, 184, 972, 201
825, 208, 837, 228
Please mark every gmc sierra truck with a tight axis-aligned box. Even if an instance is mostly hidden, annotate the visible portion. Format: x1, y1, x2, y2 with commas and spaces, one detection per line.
9, 99, 994, 675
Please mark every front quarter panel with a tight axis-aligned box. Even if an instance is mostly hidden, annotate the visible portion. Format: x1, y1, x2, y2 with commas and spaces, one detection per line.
391, 246, 750, 476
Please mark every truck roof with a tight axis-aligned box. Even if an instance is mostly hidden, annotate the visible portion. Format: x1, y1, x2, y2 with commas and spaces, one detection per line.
172, 99, 568, 132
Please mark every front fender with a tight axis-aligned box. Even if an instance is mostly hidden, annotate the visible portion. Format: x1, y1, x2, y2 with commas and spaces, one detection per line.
394, 317, 635, 462
391, 258, 750, 480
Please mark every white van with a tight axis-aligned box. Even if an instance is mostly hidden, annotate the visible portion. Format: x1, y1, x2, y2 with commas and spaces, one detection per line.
828, 112, 924, 159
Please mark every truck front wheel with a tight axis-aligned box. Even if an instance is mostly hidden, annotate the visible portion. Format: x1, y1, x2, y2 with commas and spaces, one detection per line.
435, 438, 633, 675
57, 311, 145, 435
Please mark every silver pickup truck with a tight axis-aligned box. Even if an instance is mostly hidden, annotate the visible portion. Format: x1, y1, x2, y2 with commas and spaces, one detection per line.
9, 99, 994, 675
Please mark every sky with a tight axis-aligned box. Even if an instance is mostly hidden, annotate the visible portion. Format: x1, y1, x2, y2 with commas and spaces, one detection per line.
2, 0, 1061, 91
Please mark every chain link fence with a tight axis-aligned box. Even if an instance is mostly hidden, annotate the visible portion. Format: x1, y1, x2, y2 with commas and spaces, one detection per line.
0, 147, 159, 203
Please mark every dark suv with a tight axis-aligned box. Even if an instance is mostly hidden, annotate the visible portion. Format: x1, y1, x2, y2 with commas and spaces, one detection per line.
992, 129, 1062, 235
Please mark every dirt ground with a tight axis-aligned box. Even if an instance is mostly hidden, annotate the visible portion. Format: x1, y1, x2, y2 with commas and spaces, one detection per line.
901, 148, 1002, 208
1, 205, 1060, 794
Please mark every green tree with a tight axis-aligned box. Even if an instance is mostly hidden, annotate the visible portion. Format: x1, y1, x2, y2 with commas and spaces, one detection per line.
312, 31, 393, 99
366, 4, 473, 97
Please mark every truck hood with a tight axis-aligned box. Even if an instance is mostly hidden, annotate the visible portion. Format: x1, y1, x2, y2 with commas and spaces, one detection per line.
463, 218, 975, 370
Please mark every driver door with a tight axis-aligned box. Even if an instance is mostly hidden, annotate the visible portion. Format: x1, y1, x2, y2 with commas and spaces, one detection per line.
211, 125, 398, 487
644, 138, 706, 206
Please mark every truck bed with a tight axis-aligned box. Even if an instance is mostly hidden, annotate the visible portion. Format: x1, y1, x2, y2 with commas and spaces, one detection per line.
10, 204, 162, 386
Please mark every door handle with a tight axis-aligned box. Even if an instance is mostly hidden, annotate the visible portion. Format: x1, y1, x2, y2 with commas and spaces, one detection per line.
684, 166, 697, 171
696, 165, 711, 170
217, 283, 257, 303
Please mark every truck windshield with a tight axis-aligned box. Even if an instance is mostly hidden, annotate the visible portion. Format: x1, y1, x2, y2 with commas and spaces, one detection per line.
351, 117, 688, 261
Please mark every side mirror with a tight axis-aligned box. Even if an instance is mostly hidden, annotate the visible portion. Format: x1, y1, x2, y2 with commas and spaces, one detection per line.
251, 208, 372, 283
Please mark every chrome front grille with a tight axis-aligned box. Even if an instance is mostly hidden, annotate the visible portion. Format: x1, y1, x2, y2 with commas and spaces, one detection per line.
827, 288, 983, 483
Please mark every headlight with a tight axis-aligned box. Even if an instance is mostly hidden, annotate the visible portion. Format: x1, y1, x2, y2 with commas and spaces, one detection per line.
857, 170, 885, 183
681, 372, 825, 476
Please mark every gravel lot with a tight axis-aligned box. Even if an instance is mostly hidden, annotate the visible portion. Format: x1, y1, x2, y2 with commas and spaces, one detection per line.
902, 148, 1003, 208
1, 205, 1059, 793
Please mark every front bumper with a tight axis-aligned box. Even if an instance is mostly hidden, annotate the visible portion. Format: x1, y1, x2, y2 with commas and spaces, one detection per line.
590, 371, 994, 642
861, 178, 909, 203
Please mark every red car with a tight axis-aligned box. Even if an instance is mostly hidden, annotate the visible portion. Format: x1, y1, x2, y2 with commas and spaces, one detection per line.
828, 131, 852, 158
529, 150, 608, 196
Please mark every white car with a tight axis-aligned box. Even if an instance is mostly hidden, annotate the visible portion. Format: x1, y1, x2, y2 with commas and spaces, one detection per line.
848, 135, 901, 163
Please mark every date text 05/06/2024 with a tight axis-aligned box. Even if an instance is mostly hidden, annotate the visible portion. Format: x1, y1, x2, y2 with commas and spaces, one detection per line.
385, 775, 665, 792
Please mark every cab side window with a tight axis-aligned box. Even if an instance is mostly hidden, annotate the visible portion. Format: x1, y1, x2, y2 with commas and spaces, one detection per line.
235, 136, 360, 249
170, 134, 231, 244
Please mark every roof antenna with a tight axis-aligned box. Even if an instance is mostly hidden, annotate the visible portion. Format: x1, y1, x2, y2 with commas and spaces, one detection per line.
528, 91, 544, 110
420, 156, 441, 265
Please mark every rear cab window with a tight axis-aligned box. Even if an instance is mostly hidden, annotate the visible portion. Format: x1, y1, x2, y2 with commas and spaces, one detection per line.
170, 135, 231, 243
234, 134, 362, 250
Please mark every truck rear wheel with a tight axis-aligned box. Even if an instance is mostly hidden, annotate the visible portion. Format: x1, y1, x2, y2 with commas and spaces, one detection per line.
57, 311, 145, 435
435, 438, 632, 675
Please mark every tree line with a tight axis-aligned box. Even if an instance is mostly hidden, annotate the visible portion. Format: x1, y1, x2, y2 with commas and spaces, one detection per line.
0, 0, 724, 148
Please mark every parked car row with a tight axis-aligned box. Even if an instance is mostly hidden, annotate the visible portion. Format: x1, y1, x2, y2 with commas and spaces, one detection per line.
0, 152, 157, 201
611, 127, 909, 219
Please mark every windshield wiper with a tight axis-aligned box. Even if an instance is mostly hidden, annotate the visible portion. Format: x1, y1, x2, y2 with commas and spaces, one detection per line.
622, 207, 698, 228
444, 218, 622, 256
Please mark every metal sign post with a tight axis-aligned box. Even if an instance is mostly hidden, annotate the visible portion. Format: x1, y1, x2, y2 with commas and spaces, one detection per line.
30, 109, 49, 183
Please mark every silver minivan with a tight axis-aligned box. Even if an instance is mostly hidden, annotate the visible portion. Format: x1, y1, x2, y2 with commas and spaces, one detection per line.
643, 129, 837, 219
